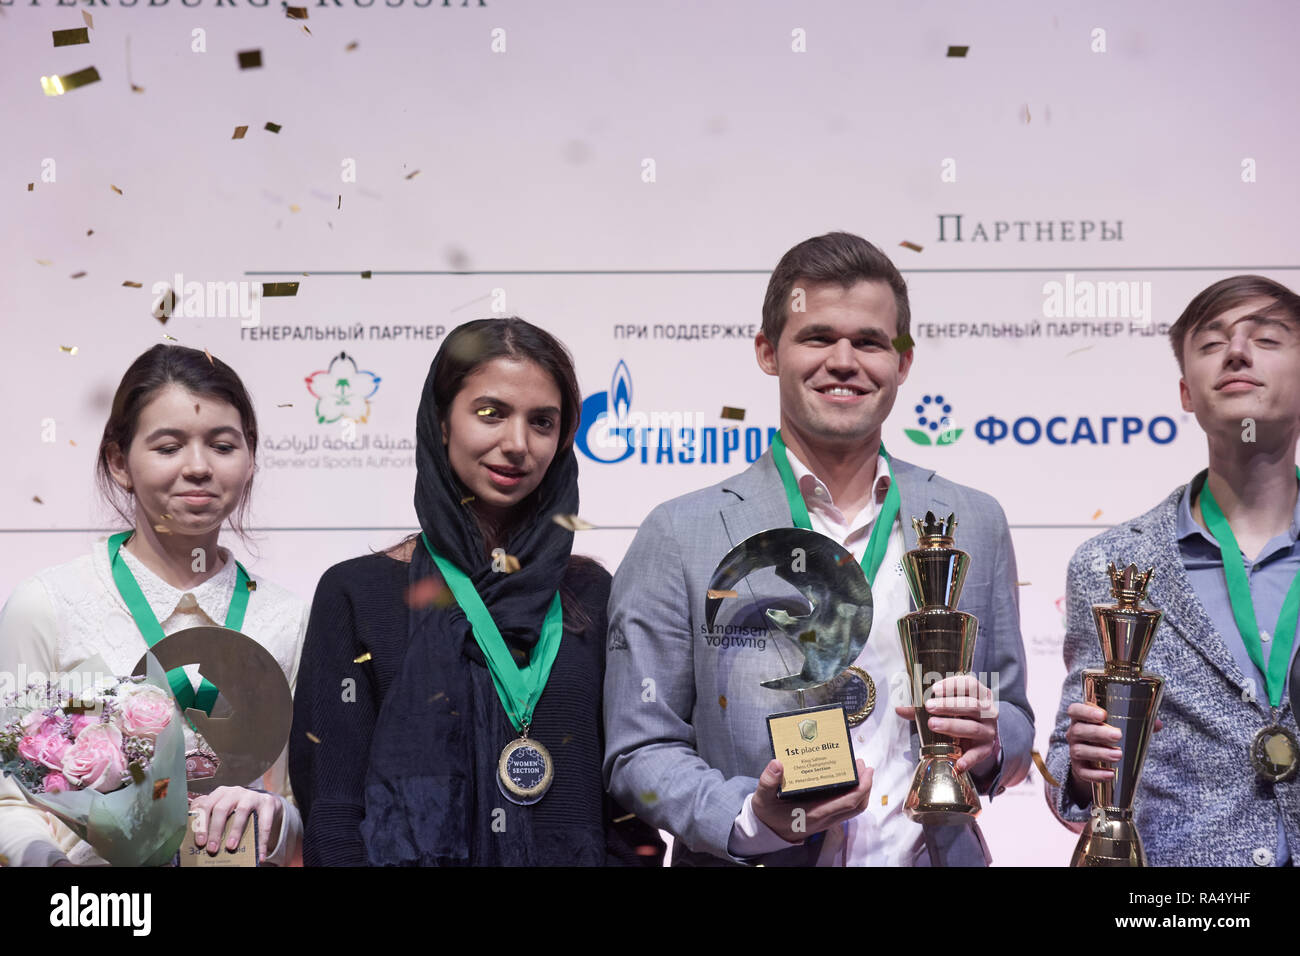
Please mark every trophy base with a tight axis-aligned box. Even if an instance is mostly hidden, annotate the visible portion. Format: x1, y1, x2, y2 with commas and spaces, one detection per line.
904, 755, 981, 824
1070, 813, 1147, 867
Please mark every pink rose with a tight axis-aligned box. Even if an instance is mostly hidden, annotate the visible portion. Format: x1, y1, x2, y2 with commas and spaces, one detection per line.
62, 723, 128, 794
20, 712, 60, 737
116, 685, 173, 742
42, 773, 70, 794
20, 732, 72, 771
17, 735, 42, 763
68, 714, 97, 738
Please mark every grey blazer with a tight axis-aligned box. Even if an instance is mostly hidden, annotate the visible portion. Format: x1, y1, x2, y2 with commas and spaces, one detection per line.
603, 450, 1035, 866
1044, 486, 1300, 866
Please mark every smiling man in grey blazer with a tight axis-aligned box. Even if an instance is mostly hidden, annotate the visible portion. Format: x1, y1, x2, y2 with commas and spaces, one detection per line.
602, 232, 1034, 866
1047, 275, 1300, 866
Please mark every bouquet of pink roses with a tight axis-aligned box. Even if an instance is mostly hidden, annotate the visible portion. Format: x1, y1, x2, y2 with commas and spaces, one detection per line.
0, 653, 188, 866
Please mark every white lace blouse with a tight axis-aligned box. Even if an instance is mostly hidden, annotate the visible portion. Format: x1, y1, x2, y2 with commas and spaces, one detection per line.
0, 537, 308, 867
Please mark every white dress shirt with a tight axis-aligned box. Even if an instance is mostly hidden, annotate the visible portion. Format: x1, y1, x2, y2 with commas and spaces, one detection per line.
0, 538, 307, 867
729, 446, 924, 866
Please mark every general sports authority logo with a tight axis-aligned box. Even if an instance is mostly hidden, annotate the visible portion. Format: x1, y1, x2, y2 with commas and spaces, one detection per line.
904, 393, 962, 446
305, 351, 382, 425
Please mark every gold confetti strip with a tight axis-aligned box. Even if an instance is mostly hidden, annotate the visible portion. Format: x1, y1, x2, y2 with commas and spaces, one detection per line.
237, 49, 262, 70
27, 183, 34, 191
153, 287, 176, 323
881, 794, 888, 806
285, 5, 308, 18
798, 630, 817, 644
405, 170, 420, 180
430, 691, 445, 702
70, 271, 86, 279
204, 347, 214, 365
360, 270, 372, 279
32, 496, 43, 504
289, 204, 301, 213
131, 84, 144, 94
82, 9, 93, 28
337, 195, 341, 209
153, 523, 172, 535
86, 229, 93, 236
1091, 509, 1103, 520
460, 495, 475, 505
68, 440, 76, 447
353, 651, 372, 664
58, 345, 78, 355
899, 240, 923, 253
720, 406, 745, 421
260, 281, 298, 296
110, 184, 122, 195
500, 554, 521, 574
1022, 104, 1031, 124
232, 125, 248, 140
947, 45, 969, 57
162, 334, 178, 341
891, 333, 915, 353
40, 66, 101, 95
277, 403, 293, 407
552, 513, 595, 532
162, 513, 172, 519
152, 778, 169, 800
36, 259, 51, 266
718, 695, 727, 709
122, 280, 142, 288
706, 589, 738, 600
301, 25, 312, 36
1066, 345, 1093, 357
305, 732, 321, 744
639, 790, 659, 805
246, 580, 257, 591
1031, 749, 1060, 787
264, 122, 282, 134
560, 735, 572, 745
52, 27, 90, 47
1016, 581, 1032, 587
611, 812, 635, 824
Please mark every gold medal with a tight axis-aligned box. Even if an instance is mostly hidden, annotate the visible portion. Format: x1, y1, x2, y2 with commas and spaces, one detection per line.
827, 666, 876, 727
497, 728, 554, 805
1250, 725, 1299, 783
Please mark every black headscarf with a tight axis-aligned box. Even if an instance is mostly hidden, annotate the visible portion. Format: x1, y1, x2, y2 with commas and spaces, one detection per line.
361, 333, 599, 866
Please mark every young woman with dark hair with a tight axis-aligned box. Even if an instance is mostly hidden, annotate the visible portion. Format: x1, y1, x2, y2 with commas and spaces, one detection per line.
0, 345, 307, 867
290, 317, 658, 866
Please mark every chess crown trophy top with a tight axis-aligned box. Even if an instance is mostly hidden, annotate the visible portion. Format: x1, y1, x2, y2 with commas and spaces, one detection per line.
1091, 563, 1162, 674
901, 511, 970, 611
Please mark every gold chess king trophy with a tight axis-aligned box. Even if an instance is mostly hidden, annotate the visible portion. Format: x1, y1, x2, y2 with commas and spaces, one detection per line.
898, 512, 981, 824
1070, 563, 1165, 867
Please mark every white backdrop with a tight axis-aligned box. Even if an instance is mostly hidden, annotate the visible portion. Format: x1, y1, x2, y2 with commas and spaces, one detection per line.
3, 0, 1299, 865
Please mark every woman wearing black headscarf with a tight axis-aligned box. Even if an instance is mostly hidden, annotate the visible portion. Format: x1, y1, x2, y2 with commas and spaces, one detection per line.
290, 318, 657, 865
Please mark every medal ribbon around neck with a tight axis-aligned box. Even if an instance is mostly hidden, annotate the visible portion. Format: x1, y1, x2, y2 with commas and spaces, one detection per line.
107, 530, 251, 715
770, 431, 901, 586
421, 534, 563, 732
1198, 469, 1300, 708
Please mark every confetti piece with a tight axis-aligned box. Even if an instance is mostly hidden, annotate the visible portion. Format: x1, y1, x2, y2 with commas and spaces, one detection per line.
720, 406, 745, 421
1031, 750, 1060, 787
360, 270, 372, 279
260, 281, 298, 296
1065, 345, 1093, 357
405, 170, 421, 180
82, 9, 93, 28
68, 440, 76, 447
285, 5, 308, 18
707, 589, 738, 599
162, 334, 178, 341
153, 778, 169, 800
122, 280, 142, 288
499, 553, 521, 574
131, 84, 144, 93
406, 576, 455, 609
246, 580, 257, 591
1022, 104, 1031, 124
36, 259, 52, 266
41, 66, 101, 95
237, 49, 262, 70
346, 41, 359, 51
899, 240, 923, 253
305, 732, 321, 744
611, 812, 635, 824
153, 523, 172, 534
277, 403, 293, 407
1016, 581, 1031, 587
32, 496, 43, 504
560, 735, 572, 745
152, 287, 176, 323
947, 45, 969, 57
110, 184, 122, 195
460, 495, 475, 505
301, 25, 312, 36
635, 845, 659, 857
718, 695, 727, 709
289, 204, 301, 213
59, 345, 78, 355
353, 652, 372, 664
70, 271, 86, 279
129, 762, 146, 785
337, 195, 342, 209
27, 183, 34, 191
0, 854, 8, 866
639, 791, 658, 805
552, 513, 595, 532
232, 125, 248, 140
86, 229, 93, 236
891, 333, 915, 353
881, 794, 888, 806
431, 691, 445, 702
204, 347, 214, 365
162, 513, 172, 519
265, 122, 282, 134
1091, 509, 1103, 520
53, 27, 90, 47
798, 630, 817, 644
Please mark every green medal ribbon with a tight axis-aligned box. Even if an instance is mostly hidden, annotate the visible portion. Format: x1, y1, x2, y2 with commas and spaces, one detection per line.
107, 530, 251, 715
1197, 469, 1300, 708
770, 430, 901, 586
421, 534, 563, 732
